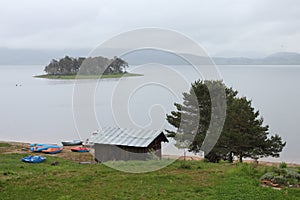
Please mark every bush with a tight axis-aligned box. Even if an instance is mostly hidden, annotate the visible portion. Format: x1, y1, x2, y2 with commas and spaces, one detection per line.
260, 167, 300, 187
272, 167, 286, 176
279, 162, 287, 168
260, 172, 275, 181
286, 178, 299, 186
271, 176, 287, 185
285, 168, 300, 180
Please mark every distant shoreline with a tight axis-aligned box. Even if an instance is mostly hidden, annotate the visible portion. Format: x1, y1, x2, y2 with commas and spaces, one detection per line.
34, 73, 143, 80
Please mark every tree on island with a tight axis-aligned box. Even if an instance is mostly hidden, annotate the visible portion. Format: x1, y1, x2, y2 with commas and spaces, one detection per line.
166, 80, 286, 163
44, 56, 128, 76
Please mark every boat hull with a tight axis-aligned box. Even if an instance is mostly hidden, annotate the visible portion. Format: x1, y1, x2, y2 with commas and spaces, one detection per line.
22, 156, 46, 163
42, 148, 63, 154
30, 145, 61, 152
62, 140, 82, 146
71, 147, 90, 153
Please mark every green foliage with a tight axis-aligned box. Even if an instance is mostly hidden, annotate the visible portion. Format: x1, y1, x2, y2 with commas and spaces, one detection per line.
166, 80, 286, 163
272, 176, 287, 185
260, 166, 300, 186
44, 56, 128, 76
0, 143, 11, 147
260, 172, 275, 181
279, 162, 288, 168
210, 163, 300, 199
285, 168, 300, 180
35, 73, 142, 80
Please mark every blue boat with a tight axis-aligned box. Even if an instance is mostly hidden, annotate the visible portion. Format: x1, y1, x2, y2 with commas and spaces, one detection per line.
42, 147, 63, 154
30, 144, 61, 152
29, 143, 47, 147
22, 155, 46, 163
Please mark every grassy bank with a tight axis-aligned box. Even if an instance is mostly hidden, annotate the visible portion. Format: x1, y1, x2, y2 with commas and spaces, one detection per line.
0, 143, 299, 199
1, 154, 299, 199
34, 73, 143, 80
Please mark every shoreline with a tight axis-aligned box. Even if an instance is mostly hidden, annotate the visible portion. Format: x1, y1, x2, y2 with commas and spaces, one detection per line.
2, 141, 299, 166
34, 73, 143, 80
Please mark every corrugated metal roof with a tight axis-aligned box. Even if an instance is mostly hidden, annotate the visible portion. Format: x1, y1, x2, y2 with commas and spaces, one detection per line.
90, 127, 168, 147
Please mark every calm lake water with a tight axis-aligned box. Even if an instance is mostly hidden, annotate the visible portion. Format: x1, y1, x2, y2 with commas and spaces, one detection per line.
0, 64, 299, 163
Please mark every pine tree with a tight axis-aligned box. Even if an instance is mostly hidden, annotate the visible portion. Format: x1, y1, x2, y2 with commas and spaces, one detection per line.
166, 80, 286, 163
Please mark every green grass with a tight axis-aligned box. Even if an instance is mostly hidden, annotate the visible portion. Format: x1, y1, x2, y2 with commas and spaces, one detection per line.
34, 73, 143, 80
0, 154, 299, 200
0, 143, 12, 147
0, 143, 14, 154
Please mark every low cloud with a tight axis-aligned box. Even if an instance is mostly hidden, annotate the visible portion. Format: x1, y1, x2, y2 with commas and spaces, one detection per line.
0, 0, 299, 57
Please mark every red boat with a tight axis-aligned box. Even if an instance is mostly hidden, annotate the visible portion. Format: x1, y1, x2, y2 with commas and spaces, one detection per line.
71, 147, 90, 152
42, 147, 63, 154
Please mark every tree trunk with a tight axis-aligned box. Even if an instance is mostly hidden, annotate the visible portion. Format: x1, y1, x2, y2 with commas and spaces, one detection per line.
239, 153, 243, 163
254, 158, 258, 167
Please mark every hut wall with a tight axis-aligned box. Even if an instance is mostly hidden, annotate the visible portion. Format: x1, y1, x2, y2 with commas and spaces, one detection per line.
94, 143, 162, 162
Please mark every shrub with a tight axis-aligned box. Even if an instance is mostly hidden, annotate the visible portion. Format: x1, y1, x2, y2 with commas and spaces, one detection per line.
285, 168, 300, 180
286, 178, 299, 186
279, 162, 287, 168
260, 168, 300, 187
260, 172, 275, 181
271, 176, 287, 185
272, 167, 286, 176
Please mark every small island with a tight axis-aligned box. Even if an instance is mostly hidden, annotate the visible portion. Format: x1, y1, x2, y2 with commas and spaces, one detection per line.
35, 55, 142, 79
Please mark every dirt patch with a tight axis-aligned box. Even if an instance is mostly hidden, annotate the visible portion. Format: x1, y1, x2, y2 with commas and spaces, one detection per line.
163, 154, 203, 161
243, 159, 300, 167
0, 141, 29, 154
0, 142, 94, 163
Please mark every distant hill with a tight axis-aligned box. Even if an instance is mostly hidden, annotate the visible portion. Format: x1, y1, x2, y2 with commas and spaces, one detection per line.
213, 52, 300, 65
262, 52, 300, 65
122, 50, 300, 65
0, 48, 89, 65
1, 48, 300, 65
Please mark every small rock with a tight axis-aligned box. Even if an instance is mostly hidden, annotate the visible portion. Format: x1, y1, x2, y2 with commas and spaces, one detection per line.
51, 161, 59, 166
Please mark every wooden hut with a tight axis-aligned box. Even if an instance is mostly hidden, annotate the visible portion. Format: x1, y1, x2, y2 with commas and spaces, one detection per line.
91, 127, 169, 162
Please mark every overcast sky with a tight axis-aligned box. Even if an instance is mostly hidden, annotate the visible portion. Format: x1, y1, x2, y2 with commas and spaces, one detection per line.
1, 0, 300, 57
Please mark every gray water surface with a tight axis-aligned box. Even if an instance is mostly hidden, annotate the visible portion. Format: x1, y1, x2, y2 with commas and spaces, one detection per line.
0, 65, 299, 163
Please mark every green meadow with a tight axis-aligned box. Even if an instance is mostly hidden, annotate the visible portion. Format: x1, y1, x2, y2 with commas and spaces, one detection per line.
0, 149, 299, 199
